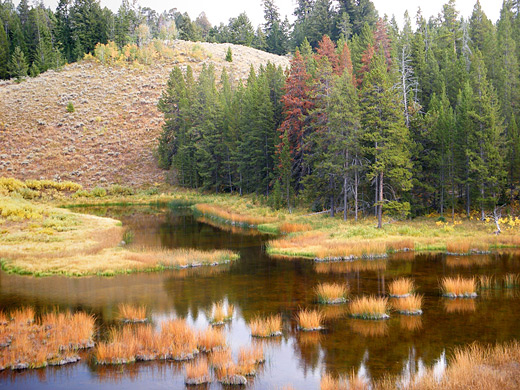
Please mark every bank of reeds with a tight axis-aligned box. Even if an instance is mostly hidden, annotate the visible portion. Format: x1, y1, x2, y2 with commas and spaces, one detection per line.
117, 303, 147, 323
315, 282, 349, 304
194, 203, 273, 227
0, 308, 95, 371
349, 296, 389, 320
440, 276, 477, 298
208, 301, 234, 325
296, 309, 324, 331
249, 314, 283, 337
390, 294, 423, 315
388, 278, 415, 297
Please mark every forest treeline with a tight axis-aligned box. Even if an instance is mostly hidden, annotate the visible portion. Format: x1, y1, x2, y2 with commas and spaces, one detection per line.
157, 0, 520, 224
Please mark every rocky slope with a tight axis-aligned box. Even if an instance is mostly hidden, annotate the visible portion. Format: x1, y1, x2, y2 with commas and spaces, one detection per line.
0, 40, 290, 188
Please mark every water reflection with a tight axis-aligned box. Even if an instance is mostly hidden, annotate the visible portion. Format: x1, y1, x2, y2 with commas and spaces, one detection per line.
443, 298, 477, 314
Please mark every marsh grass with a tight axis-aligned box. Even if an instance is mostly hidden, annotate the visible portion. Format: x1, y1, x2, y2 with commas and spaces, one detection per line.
314, 282, 349, 304
194, 203, 273, 227
388, 278, 415, 297
296, 309, 324, 331
249, 314, 283, 337
349, 296, 389, 320
237, 345, 264, 376
185, 358, 210, 385
440, 276, 477, 298
208, 301, 234, 325
390, 294, 423, 315
321, 372, 367, 390
0, 309, 94, 370
478, 275, 497, 289
197, 327, 227, 352
209, 349, 232, 369
117, 303, 147, 323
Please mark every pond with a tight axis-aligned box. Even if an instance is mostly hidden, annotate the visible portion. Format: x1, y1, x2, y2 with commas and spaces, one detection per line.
1, 205, 520, 389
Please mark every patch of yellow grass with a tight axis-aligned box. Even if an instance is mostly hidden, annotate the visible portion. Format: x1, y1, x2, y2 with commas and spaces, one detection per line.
185, 359, 210, 385
280, 222, 311, 233
197, 327, 227, 352
321, 372, 368, 390
249, 314, 283, 337
296, 309, 324, 331
440, 276, 477, 297
209, 301, 234, 325
388, 277, 415, 297
195, 203, 274, 226
209, 349, 232, 369
314, 282, 349, 303
349, 296, 389, 320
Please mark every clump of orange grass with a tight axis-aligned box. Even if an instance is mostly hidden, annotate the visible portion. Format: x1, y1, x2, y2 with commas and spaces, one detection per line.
314, 282, 349, 304
388, 277, 415, 297
440, 276, 477, 298
390, 294, 423, 315
249, 314, 283, 338
160, 319, 198, 360
0, 309, 95, 370
280, 222, 311, 234
296, 309, 324, 331
443, 298, 477, 314
197, 327, 227, 352
321, 372, 367, 390
95, 327, 138, 364
446, 240, 489, 254
208, 301, 234, 325
215, 362, 248, 385
194, 203, 273, 227
209, 348, 232, 369
503, 273, 520, 288
237, 345, 264, 376
349, 296, 389, 320
117, 303, 147, 323
386, 238, 415, 252
185, 358, 211, 385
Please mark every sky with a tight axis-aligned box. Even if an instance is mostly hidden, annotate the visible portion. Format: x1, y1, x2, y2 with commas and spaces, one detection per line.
25, 0, 502, 29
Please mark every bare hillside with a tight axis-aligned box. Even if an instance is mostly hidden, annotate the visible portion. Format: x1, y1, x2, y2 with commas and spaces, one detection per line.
0, 40, 290, 188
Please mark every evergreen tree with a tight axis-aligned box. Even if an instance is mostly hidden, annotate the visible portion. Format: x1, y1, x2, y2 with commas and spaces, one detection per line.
8, 45, 28, 79
0, 20, 8, 79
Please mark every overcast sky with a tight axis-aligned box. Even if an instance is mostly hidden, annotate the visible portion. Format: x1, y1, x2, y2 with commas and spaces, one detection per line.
27, 0, 502, 28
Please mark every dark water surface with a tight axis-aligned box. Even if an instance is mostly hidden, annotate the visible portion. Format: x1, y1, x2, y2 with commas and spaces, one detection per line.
1, 205, 520, 389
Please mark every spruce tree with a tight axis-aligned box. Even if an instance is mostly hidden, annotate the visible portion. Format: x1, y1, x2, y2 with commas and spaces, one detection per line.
8, 46, 28, 80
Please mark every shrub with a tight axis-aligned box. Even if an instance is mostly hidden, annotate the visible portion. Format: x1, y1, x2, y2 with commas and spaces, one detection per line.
66, 102, 75, 113
91, 187, 107, 197
108, 184, 135, 196
0, 177, 26, 192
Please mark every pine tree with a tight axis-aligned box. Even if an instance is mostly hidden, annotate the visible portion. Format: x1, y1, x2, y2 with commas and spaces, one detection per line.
8, 46, 28, 80
0, 21, 8, 79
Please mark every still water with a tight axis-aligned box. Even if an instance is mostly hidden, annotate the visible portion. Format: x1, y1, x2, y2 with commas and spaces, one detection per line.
1, 205, 519, 389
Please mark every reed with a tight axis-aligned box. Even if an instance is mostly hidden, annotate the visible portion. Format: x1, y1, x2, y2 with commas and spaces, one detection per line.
390, 294, 423, 315
388, 278, 415, 297
349, 296, 389, 320
440, 276, 477, 298
314, 282, 349, 304
249, 314, 283, 337
478, 275, 496, 289
197, 327, 227, 352
208, 348, 232, 369
296, 309, 324, 331
185, 359, 210, 385
117, 303, 147, 323
209, 301, 234, 325
503, 273, 520, 288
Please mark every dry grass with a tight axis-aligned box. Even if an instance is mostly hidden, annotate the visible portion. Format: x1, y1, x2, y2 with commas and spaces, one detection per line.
446, 240, 489, 254
208, 301, 234, 325
249, 314, 283, 337
349, 296, 389, 320
195, 203, 274, 226
296, 309, 324, 331
280, 222, 311, 234
208, 348, 232, 369
478, 275, 497, 289
117, 303, 147, 322
237, 345, 264, 376
443, 298, 477, 313
197, 327, 227, 352
315, 282, 349, 304
321, 372, 368, 390
390, 294, 423, 315
185, 358, 210, 385
440, 276, 477, 297
0, 308, 95, 370
388, 278, 415, 297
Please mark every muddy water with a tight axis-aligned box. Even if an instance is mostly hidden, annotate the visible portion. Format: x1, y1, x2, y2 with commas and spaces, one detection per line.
1, 205, 520, 389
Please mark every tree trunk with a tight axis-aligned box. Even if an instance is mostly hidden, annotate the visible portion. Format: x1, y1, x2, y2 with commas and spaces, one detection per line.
343, 174, 348, 221
330, 175, 335, 218
377, 171, 383, 229
354, 168, 359, 222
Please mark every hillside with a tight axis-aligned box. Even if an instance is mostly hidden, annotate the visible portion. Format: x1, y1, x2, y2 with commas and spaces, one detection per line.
0, 40, 290, 188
